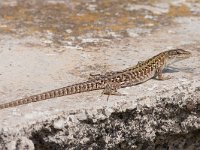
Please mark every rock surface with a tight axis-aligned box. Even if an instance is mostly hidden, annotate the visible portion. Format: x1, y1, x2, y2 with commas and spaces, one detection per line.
0, 0, 200, 149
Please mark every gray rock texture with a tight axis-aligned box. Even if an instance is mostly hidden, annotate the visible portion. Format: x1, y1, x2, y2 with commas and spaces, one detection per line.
0, 0, 200, 149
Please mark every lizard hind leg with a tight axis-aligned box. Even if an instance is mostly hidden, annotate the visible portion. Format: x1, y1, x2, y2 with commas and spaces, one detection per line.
88, 71, 115, 80
137, 61, 145, 66
88, 73, 102, 80
101, 82, 125, 101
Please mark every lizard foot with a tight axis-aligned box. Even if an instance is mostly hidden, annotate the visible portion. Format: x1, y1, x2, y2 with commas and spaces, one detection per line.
157, 75, 172, 80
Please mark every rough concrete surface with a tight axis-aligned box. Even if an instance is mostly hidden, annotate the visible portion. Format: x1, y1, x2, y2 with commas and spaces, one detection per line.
0, 0, 200, 149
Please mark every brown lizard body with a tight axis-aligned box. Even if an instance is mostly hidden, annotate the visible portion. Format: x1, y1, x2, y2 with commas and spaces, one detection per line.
0, 49, 191, 110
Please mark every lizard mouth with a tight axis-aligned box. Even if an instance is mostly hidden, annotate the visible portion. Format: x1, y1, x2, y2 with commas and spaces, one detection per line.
173, 50, 191, 59
180, 51, 192, 59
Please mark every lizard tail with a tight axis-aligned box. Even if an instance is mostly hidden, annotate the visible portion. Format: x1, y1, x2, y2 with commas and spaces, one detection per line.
0, 80, 104, 110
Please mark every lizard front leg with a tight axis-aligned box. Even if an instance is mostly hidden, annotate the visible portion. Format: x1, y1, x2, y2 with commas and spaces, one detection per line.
156, 67, 171, 80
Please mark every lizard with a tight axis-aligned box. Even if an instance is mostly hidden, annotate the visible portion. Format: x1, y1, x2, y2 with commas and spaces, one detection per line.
0, 49, 191, 110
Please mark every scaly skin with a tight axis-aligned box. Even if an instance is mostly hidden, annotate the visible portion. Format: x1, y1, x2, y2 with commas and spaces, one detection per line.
0, 49, 191, 110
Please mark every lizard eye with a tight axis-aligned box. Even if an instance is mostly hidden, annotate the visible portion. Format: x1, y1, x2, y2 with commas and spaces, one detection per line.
176, 49, 184, 54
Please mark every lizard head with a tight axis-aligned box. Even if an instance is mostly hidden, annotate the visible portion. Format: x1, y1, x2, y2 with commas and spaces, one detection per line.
165, 49, 191, 65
